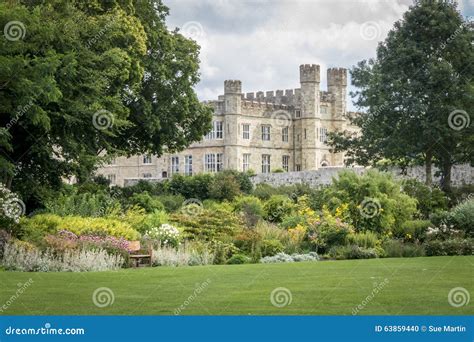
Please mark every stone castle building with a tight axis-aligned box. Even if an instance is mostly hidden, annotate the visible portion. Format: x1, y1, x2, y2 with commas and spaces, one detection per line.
97, 64, 360, 186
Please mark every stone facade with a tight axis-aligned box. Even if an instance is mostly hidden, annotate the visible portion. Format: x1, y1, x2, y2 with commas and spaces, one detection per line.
97, 64, 360, 186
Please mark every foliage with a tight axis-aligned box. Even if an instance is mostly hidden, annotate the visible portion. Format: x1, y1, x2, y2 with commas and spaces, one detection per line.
382, 240, 425, 258
263, 195, 295, 223
423, 238, 473, 256
346, 231, 379, 248
155, 194, 185, 213
317, 170, 417, 234
449, 198, 474, 236
170, 207, 242, 242
402, 179, 448, 218
227, 254, 251, 265
208, 171, 242, 201
328, 245, 378, 260
260, 239, 285, 257
44, 190, 120, 217
20, 214, 140, 243
169, 174, 212, 200
211, 241, 239, 265
329, 1, 473, 190
0, 184, 24, 228
260, 252, 319, 263
252, 183, 281, 201
144, 224, 180, 247
2, 242, 123, 272
232, 195, 264, 227
393, 220, 432, 242
0, 229, 12, 259
151, 244, 214, 267
127, 192, 164, 213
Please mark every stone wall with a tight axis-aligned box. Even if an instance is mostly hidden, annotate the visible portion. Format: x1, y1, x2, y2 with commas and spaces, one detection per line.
249, 164, 473, 187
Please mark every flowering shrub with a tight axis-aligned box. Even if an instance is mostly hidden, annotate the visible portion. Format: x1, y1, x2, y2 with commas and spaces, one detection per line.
260, 252, 319, 263
145, 224, 180, 247
2, 242, 123, 272
0, 183, 24, 229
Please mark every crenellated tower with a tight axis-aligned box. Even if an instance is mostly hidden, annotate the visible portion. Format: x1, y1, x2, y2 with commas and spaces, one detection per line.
299, 64, 320, 118
223, 80, 242, 170
327, 68, 347, 118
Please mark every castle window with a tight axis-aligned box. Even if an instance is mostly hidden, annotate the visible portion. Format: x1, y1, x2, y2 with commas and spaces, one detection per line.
282, 155, 290, 172
321, 160, 329, 167
320, 106, 328, 114
143, 173, 152, 178
261, 125, 271, 141
262, 154, 271, 173
162, 171, 168, 178
171, 156, 179, 174
282, 127, 288, 142
205, 121, 224, 140
296, 164, 301, 172
242, 124, 250, 140
304, 129, 307, 139
185, 155, 193, 176
205, 153, 224, 173
243, 153, 250, 172
295, 109, 301, 118
107, 174, 116, 185
143, 154, 152, 164
319, 127, 328, 143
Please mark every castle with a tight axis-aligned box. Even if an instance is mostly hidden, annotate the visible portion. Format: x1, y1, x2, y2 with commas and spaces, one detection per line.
97, 64, 360, 186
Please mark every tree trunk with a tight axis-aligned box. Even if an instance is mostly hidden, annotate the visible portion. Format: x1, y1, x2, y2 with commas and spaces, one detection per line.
440, 161, 452, 193
425, 151, 432, 186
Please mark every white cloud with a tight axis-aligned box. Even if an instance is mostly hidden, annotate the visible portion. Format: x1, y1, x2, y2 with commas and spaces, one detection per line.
164, 0, 470, 110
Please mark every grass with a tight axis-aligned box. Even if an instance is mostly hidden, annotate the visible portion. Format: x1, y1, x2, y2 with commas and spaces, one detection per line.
0, 256, 472, 315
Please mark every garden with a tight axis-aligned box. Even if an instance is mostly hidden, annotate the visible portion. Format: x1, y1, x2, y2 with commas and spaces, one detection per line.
1, 170, 472, 272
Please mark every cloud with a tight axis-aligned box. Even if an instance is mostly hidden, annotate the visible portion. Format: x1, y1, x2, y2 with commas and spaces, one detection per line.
164, 0, 471, 111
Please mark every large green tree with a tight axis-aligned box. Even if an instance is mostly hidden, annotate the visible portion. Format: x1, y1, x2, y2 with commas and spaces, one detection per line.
0, 0, 212, 207
329, 1, 473, 191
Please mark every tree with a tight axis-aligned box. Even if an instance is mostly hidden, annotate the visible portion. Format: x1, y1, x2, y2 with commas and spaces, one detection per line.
329, 1, 473, 191
0, 0, 212, 207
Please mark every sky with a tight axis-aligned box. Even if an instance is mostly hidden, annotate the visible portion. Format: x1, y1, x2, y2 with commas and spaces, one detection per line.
163, 0, 473, 110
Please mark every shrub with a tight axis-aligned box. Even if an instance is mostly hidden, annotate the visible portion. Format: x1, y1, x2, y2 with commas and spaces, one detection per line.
424, 238, 473, 256
232, 195, 264, 227
170, 207, 242, 242
209, 172, 242, 201
318, 170, 418, 234
227, 254, 251, 264
382, 240, 425, 258
0, 184, 25, 231
346, 231, 379, 248
2, 242, 123, 272
44, 190, 120, 217
155, 194, 185, 213
449, 198, 474, 236
253, 183, 280, 201
0, 229, 12, 259
20, 214, 140, 243
169, 174, 213, 200
260, 239, 284, 257
138, 210, 169, 234
260, 252, 319, 263
127, 192, 164, 213
151, 244, 214, 267
402, 179, 448, 218
144, 224, 180, 247
264, 195, 295, 222
308, 207, 353, 252
393, 220, 432, 242
328, 245, 378, 259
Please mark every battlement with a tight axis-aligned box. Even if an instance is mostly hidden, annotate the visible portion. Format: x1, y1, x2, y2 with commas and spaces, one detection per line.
300, 64, 320, 83
327, 68, 347, 86
224, 80, 242, 94
243, 88, 301, 106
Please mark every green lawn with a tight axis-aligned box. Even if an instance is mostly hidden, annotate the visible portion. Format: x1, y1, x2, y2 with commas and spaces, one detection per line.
0, 256, 472, 315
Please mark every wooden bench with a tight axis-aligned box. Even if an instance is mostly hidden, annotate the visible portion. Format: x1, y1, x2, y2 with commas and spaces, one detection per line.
129, 241, 153, 267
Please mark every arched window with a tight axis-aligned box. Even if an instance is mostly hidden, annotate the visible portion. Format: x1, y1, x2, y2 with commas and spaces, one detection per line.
320, 160, 329, 167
